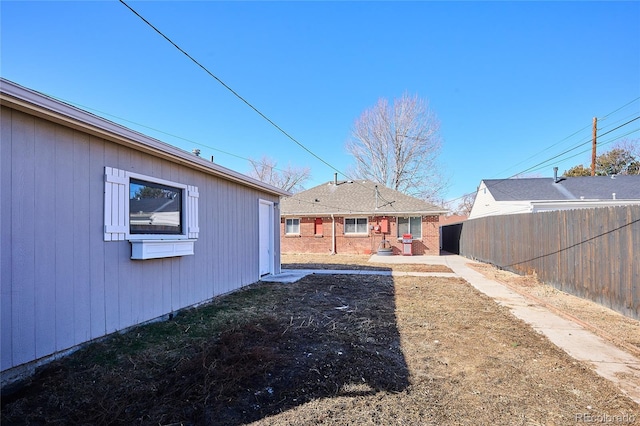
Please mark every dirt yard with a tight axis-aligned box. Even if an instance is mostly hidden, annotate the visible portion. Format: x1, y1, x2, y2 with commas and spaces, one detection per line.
2, 255, 638, 425
466, 262, 640, 358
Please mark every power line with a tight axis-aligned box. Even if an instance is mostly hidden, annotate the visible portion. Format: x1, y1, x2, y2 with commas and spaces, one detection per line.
599, 96, 640, 120
118, 0, 408, 208
499, 116, 640, 181
597, 110, 640, 133
40, 93, 325, 184
119, 0, 348, 180
122, 2, 640, 211
46, 89, 398, 209
447, 104, 640, 207
45, 95, 248, 161
525, 127, 640, 175
489, 124, 592, 178
597, 115, 640, 139
488, 101, 639, 180
501, 216, 640, 268
513, 117, 639, 178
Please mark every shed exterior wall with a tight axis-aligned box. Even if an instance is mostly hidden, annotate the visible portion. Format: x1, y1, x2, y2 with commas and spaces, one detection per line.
1, 105, 281, 374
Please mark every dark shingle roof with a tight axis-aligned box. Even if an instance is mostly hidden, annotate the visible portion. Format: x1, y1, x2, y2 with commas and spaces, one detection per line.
483, 175, 640, 202
281, 180, 447, 216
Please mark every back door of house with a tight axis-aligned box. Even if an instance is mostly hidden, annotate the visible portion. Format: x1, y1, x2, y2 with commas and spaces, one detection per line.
258, 200, 274, 276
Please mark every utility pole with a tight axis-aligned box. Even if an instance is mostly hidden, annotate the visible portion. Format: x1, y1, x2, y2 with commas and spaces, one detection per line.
590, 117, 597, 176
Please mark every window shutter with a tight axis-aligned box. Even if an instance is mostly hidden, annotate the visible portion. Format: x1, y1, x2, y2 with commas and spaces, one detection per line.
187, 185, 199, 239
104, 167, 128, 241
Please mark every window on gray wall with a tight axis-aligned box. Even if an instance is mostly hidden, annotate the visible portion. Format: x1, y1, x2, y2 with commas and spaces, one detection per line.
130, 178, 183, 235
397, 216, 422, 238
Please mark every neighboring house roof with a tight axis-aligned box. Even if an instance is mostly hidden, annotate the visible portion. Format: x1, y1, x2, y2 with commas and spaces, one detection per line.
281, 179, 447, 216
483, 176, 640, 201
0, 78, 290, 197
470, 175, 640, 219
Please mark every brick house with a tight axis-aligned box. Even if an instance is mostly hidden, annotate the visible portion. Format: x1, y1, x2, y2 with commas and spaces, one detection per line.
280, 178, 447, 255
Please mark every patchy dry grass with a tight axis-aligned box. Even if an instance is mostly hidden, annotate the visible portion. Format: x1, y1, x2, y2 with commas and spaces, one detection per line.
467, 262, 640, 358
2, 263, 638, 425
282, 253, 453, 273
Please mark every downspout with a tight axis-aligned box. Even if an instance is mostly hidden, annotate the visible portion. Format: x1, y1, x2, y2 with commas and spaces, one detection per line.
331, 214, 336, 254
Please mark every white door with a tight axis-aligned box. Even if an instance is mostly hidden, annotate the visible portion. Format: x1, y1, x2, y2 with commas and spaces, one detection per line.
258, 200, 274, 276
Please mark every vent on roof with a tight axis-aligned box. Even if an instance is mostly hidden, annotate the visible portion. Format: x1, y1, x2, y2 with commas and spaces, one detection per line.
553, 167, 566, 183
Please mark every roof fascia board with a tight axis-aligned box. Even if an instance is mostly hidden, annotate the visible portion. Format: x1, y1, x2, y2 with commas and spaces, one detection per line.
0, 79, 289, 197
531, 200, 640, 209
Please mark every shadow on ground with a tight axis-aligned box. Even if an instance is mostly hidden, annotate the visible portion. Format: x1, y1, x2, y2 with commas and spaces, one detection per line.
1, 274, 410, 426
206, 274, 410, 424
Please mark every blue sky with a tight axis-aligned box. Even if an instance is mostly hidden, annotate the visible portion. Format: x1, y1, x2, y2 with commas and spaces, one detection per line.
2, 1, 639, 206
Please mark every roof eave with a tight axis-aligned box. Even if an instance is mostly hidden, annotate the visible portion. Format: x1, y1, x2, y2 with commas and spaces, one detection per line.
0, 78, 290, 197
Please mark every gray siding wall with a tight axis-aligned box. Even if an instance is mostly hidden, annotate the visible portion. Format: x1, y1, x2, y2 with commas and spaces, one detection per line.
1, 106, 281, 373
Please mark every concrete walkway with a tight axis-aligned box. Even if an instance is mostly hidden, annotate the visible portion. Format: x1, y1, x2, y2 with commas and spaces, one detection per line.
263, 254, 640, 404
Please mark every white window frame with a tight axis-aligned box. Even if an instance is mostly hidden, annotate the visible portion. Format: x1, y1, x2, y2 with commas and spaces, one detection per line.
397, 216, 422, 239
104, 167, 199, 259
285, 218, 300, 235
344, 217, 368, 235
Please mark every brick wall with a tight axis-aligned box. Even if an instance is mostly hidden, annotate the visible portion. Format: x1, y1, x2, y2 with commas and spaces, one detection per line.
281, 215, 441, 255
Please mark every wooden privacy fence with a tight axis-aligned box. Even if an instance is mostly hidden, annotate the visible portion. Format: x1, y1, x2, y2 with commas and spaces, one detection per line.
447, 206, 639, 320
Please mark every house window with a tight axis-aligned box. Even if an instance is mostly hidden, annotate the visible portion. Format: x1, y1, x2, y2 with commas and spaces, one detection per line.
345, 217, 368, 234
397, 216, 422, 238
314, 218, 323, 235
285, 218, 300, 234
130, 178, 182, 235
104, 167, 199, 259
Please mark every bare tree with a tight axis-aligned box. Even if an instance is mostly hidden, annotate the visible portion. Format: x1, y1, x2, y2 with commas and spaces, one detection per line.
248, 155, 311, 193
614, 138, 640, 159
345, 93, 447, 201
456, 192, 476, 216
604, 139, 640, 175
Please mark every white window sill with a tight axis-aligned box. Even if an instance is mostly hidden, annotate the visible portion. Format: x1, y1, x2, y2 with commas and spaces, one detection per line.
130, 239, 196, 260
